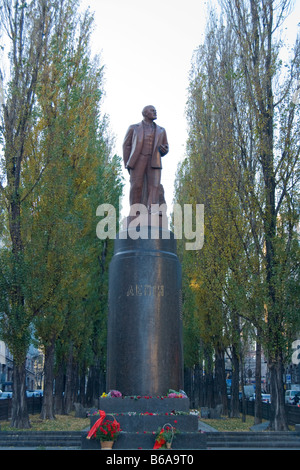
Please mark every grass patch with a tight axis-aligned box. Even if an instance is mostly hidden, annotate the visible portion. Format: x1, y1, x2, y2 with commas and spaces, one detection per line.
1, 412, 271, 433
0, 412, 89, 432
200, 415, 264, 432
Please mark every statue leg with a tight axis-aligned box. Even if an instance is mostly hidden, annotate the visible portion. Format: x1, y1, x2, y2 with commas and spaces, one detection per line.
129, 155, 148, 207
146, 163, 161, 210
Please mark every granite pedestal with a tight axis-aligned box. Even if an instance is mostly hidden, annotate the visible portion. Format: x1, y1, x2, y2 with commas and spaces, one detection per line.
81, 397, 207, 450
106, 227, 183, 397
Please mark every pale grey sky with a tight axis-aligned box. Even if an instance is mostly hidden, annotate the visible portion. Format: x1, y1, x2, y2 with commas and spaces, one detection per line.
81, 0, 299, 216
80, 0, 210, 214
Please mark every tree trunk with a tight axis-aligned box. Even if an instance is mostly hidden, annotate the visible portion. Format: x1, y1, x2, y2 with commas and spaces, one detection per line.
194, 363, 204, 409
70, 363, 78, 405
40, 339, 56, 420
11, 360, 30, 428
8, 201, 30, 428
215, 347, 228, 415
79, 367, 86, 405
54, 364, 65, 415
240, 353, 246, 423
269, 358, 288, 430
230, 344, 240, 418
64, 344, 73, 414
204, 351, 214, 408
86, 361, 105, 407
254, 339, 262, 424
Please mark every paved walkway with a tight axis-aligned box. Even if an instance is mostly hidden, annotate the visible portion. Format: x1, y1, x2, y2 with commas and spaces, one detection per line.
198, 418, 271, 433
198, 420, 219, 432
250, 421, 270, 431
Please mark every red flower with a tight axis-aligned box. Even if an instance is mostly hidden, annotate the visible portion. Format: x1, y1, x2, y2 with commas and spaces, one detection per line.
87, 411, 121, 441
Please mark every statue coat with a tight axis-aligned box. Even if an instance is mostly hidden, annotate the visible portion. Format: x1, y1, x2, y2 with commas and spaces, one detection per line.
123, 121, 169, 170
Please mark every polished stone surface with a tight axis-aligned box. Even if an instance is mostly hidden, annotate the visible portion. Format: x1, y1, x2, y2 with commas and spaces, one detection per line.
90, 413, 198, 432
106, 228, 183, 396
81, 430, 207, 450
98, 397, 190, 413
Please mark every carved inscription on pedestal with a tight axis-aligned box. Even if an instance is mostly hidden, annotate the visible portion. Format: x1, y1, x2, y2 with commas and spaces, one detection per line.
126, 284, 165, 297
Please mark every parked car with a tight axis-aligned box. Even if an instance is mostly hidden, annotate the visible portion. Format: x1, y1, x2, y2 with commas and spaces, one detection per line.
261, 394, 271, 403
249, 393, 271, 403
33, 390, 43, 397
0, 391, 12, 399
285, 390, 300, 405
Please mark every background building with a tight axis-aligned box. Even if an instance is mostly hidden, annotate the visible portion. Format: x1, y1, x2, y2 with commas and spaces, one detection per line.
0, 341, 44, 393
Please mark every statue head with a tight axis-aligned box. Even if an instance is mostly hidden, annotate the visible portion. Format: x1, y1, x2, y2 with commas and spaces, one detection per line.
142, 105, 157, 121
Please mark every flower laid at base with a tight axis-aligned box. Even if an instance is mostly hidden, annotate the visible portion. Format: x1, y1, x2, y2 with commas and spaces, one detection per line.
90, 410, 187, 417
167, 390, 187, 399
100, 389, 188, 399
101, 390, 122, 398
86, 410, 121, 449
153, 424, 179, 449
92, 389, 188, 449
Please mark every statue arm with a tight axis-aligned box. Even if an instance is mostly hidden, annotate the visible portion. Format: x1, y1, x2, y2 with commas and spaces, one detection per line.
159, 129, 169, 156
123, 125, 134, 167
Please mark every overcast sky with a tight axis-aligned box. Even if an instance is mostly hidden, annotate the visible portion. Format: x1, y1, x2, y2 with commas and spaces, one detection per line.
80, 0, 299, 216
80, 0, 211, 214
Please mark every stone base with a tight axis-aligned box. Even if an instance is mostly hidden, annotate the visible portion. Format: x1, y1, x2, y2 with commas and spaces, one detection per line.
98, 397, 190, 413
81, 397, 206, 450
81, 431, 207, 450
89, 412, 198, 433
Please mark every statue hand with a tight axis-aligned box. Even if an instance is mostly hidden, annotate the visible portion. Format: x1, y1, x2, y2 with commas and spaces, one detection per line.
159, 144, 168, 156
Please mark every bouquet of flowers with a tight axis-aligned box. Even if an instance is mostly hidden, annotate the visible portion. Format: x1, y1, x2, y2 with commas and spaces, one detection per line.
108, 390, 122, 397
100, 390, 122, 398
87, 410, 121, 442
153, 424, 178, 449
95, 417, 121, 442
167, 389, 187, 398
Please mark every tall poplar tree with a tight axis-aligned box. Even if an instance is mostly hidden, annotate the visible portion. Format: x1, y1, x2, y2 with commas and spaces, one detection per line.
221, 0, 300, 431
0, 0, 54, 428
175, 0, 299, 430
0, 0, 123, 427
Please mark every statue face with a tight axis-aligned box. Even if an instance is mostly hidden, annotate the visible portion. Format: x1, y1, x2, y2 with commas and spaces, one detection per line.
144, 106, 157, 121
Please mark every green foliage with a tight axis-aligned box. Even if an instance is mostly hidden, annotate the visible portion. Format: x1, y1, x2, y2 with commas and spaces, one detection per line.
0, 0, 123, 411
175, 3, 300, 385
